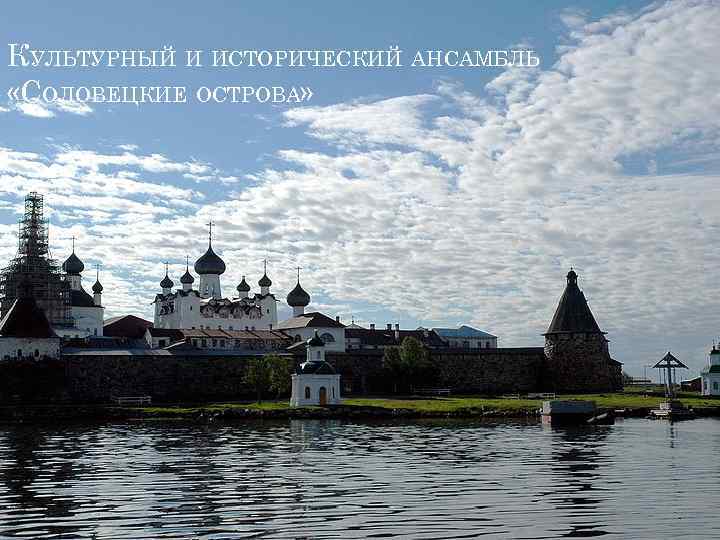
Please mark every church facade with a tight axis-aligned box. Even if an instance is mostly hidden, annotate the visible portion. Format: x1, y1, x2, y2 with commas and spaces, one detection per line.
153, 230, 278, 331
59, 245, 105, 338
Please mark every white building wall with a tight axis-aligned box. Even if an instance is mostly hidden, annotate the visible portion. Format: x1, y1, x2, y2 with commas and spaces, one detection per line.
702, 373, 720, 396
72, 305, 104, 337
285, 327, 345, 352
155, 292, 278, 331
0, 337, 61, 360
290, 374, 341, 406
198, 274, 221, 299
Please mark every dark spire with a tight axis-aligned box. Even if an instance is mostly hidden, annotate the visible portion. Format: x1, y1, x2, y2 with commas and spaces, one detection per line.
258, 259, 272, 287
62, 237, 84, 275
92, 264, 103, 293
307, 330, 325, 347
180, 255, 195, 284
160, 262, 174, 289
545, 268, 604, 335
287, 267, 310, 307
194, 222, 226, 275
237, 275, 250, 294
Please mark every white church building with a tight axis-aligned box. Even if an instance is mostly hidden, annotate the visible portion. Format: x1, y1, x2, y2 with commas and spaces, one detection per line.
153, 228, 278, 331
701, 344, 720, 396
58, 245, 105, 338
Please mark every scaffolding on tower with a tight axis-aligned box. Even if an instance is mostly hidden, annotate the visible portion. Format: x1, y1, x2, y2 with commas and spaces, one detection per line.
0, 192, 72, 327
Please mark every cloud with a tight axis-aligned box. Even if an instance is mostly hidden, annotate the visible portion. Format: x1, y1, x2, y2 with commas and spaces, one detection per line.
1, 0, 719, 375
10, 98, 93, 118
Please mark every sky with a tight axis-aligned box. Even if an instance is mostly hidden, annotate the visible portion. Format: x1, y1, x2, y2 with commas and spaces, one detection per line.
1, 0, 719, 377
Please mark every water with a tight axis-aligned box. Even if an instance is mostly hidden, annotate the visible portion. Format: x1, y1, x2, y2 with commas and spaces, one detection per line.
0, 418, 718, 539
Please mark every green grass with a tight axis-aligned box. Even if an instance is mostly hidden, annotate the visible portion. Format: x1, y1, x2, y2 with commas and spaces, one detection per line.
120, 392, 720, 418
127, 400, 293, 415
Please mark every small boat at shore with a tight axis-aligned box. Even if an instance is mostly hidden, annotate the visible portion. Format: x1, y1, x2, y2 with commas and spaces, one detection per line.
649, 400, 696, 420
541, 400, 613, 425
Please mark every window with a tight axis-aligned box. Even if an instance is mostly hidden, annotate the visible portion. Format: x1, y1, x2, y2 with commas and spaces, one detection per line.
212, 339, 217, 347
34, 349, 39, 357
192, 339, 198, 347
304, 387, 311, 399
320, 332, 335, 343
714, 382, 718, 391
158, 339, 167, 347
17, 349, 21, 358
201, 339, 207, 347
462, 341, 470, 349
316, 351, 321, 359
486, 341, 491, 348
294, 335, 301, 343
220, 339, 225, 348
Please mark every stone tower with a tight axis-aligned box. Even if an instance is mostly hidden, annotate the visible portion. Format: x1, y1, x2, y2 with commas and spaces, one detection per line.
543, 269, 621, 392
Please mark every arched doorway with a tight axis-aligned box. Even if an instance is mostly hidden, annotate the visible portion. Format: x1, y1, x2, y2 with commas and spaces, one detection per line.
319, 386, 327, 406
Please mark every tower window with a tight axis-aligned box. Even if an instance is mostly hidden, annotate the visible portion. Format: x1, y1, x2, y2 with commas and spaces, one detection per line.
304, 387, 311, 399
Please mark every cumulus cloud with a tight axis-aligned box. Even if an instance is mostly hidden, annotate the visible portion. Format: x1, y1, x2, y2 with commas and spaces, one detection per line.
1, 0, 719, 374
10, 98, 93, 118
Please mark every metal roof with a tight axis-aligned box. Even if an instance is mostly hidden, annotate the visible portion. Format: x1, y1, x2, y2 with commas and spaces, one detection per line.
433, 325, 497, 339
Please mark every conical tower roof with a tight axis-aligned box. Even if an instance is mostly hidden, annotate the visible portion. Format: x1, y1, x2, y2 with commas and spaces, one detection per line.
545, 269, 604, 335
0, 283, 57, 338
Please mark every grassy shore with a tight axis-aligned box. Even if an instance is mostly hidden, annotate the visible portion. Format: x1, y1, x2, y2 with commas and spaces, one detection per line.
3, 390, 717, 423
130, 390, 720, 419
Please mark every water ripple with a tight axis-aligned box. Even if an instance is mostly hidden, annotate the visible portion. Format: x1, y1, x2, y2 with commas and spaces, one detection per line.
0, 418, 719, 539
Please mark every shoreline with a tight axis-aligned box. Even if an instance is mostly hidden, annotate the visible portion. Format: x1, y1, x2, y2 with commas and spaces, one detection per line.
2, 393, 720, 424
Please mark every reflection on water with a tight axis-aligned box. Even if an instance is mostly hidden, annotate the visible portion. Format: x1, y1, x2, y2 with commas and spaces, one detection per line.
1, 418, 719, 539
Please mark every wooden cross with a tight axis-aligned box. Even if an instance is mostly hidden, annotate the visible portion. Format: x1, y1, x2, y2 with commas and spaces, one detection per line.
296, 266, 302, 282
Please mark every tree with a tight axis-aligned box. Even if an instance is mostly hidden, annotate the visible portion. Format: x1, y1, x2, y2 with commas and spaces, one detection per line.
383, 346, 405, 394
399, 337, 432, 391
267, 354, 293, 398
383, 337, 433, 394
244, 357, 272, 403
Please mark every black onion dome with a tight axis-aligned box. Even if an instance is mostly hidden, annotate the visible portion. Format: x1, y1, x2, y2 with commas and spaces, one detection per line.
160, 274, 174, 289
92, 279, 103, 294
287, 282, 310, 307
194, 244, 226, 275
180, 268, 195, 284
62, 252, 84, 275
237, 276, 250, 293
258, 273, 272, 287
307, 331, 325, 347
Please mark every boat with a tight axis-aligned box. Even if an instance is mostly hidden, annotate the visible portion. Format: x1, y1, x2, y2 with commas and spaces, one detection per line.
541, 400, 598, 425
649, 400, 696, 420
